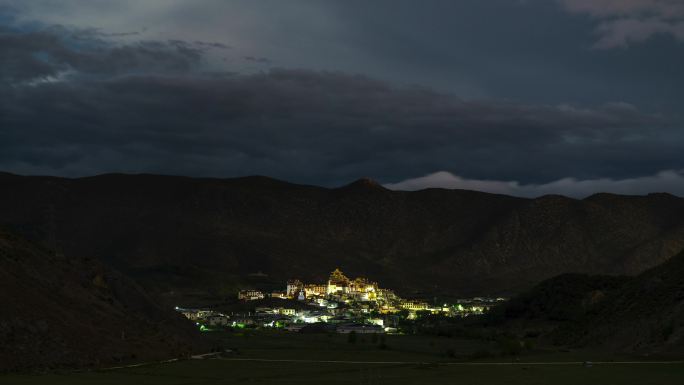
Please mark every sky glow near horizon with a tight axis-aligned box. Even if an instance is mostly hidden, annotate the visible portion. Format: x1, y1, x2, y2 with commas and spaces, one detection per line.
1, 0, 683, 197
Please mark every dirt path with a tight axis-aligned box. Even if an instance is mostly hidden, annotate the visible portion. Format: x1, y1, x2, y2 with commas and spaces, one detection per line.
217, 357, 684, 366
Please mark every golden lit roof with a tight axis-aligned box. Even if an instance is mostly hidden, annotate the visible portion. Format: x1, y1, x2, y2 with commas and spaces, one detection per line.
328, 268, 349, 285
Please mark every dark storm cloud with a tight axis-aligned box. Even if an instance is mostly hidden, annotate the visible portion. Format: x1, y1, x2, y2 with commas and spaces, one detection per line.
5, 1, 684, 110
310, 0, 684, 115
1, 21, 683, 193
558, 0, 684, 48
0, 26, 210, 84
244, 56, 271, 64
194, 41, 231, 49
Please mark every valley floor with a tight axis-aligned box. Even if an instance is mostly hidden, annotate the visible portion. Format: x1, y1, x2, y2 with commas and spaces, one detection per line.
2, 331, 683, 385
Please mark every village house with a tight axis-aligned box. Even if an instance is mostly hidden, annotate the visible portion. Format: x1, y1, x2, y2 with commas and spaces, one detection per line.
238, 289, 265, 301
337, 323, 384, 334
400, 300, 429, 311
206, 314, 230, 327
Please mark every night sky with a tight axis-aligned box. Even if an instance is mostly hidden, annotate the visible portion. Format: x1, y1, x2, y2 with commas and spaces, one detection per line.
1, 0, 683, 197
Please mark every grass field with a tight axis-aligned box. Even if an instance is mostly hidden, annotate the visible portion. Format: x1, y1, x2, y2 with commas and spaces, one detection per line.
2, 331, 683, 385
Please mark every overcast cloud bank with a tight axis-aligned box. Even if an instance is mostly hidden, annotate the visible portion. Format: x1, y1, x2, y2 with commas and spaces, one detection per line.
1, 4, 683, 195
386, 170, 684, 198
559, 0, 684, 47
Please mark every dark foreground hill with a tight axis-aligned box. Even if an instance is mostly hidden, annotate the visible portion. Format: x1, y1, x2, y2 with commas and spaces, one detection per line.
490, 250, 684, 353
555, 249, 684, 352
492, 273, 631, 324
0, 230, 203, 372
1, 172, 684, 298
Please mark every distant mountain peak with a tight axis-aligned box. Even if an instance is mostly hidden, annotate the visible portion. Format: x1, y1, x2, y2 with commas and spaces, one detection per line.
339, 177, 388, 192
0, 171, 18, 178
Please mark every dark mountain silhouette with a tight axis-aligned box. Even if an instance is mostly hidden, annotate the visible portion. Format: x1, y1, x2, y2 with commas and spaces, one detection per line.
1, 172, 684, 299
493, 273, 630, 323
0, 229, 203, 372
553, 249, 684, 352
489, 249, 684, 353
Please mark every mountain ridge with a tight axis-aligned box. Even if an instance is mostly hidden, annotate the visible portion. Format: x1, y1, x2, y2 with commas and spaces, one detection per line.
1, 172, 683, 298
0, 229, 203, 372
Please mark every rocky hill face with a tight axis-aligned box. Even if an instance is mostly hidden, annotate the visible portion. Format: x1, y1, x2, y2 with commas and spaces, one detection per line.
554, 249, 684, 353
488, 249, 684, 353
1, 172, 684, 297
493, 273, 631, 323
0, 230, 202, 372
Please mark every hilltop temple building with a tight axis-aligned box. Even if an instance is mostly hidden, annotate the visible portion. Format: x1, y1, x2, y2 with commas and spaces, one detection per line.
286, 268, 382, 304
232, 268, 503, 321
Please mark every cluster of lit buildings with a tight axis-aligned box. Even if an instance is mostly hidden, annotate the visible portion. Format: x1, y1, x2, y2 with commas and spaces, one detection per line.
235, 269, 506, 320
176, 269, 507, 334
283, 269, 395, 308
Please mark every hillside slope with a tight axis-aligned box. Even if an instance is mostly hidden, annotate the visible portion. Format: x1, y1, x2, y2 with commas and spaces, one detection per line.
493, 273, 630, 323
0, 230, 202, 372
1, 172, 684, 297
555, 249, 684, 352
491, 250, 684, 353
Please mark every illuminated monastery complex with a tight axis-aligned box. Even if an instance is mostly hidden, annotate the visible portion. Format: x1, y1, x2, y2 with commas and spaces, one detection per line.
288, 269, 378, 298
286, 269, 405, 313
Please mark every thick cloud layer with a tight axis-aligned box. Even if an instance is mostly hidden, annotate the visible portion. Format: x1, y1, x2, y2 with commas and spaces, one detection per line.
1, 24, 683, 190
559, 0, 684, 47
1, 7, 683, 196
559, 0, 684, 17
0, 26, 205, 83
386, 170, 684, 198
4, 1, 684, 107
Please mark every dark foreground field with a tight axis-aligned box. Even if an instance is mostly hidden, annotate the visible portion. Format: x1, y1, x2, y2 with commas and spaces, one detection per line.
2, 332, 683, 385
5, 360, 683, 385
